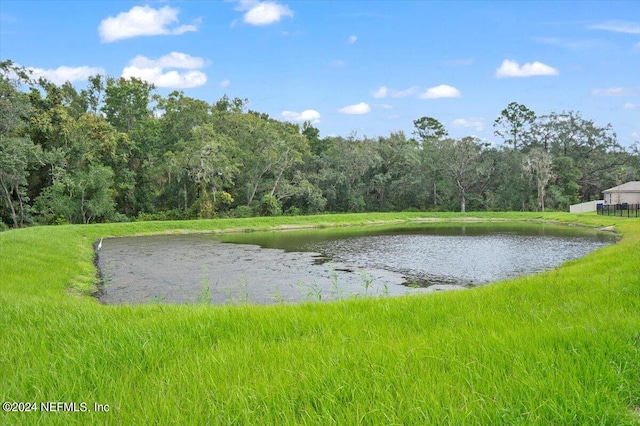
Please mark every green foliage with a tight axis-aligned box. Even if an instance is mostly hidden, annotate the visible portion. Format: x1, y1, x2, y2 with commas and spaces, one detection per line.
0, 63, 638, 228
283, 206, 301, 216
438, 136, 492, 212
523, 149, 555, 211
109, 212, 131, 223
0, 136, 41, 227
229, 205, 255, 218
102, 76, 154, 133
0, 62, 42, 227
137, 208, 193, 222
493, 101, 536, 150
35, 164, 115, 224
257, 194, 281, 216
412, 116, 448, 142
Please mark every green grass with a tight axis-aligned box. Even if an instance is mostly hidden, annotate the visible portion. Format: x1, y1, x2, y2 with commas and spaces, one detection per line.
1, 212, 639, 425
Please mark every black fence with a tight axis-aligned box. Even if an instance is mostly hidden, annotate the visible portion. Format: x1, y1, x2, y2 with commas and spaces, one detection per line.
597, 203, 640, 217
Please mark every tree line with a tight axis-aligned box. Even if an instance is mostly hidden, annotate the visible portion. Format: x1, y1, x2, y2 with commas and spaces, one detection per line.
1, 60, 638, 229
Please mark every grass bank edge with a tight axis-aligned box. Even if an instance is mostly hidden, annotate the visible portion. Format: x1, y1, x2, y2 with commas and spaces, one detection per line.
0, 211, 630, 302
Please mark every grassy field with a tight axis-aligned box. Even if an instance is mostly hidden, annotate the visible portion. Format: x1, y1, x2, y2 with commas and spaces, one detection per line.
1, 212, 639, 425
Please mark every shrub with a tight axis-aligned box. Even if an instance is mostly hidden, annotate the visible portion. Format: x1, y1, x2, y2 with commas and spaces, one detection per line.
284, 206, 301, 216
229, 205, 255, 218
137, 209, 191, 221
257, 194, 282, 217
110, 213, 132, 223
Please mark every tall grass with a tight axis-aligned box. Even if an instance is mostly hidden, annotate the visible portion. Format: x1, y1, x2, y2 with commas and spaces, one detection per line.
1, 212, 639, 424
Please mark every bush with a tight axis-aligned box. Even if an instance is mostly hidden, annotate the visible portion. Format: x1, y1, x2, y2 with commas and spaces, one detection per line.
137, 209, 191, 221
257, 194, 281, 217
229, 205, 255, 218
402, 207, 422, 213
110, 213, 132, 223
284, 206, 301, 216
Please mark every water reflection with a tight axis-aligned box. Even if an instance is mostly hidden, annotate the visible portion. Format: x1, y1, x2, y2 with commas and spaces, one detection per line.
97, 223, 615, 305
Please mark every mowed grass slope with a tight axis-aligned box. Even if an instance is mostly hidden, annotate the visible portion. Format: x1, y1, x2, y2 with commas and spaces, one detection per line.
1, 212, 639, 425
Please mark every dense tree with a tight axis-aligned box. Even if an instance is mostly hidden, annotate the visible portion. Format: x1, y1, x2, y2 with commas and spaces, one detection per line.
176, 123, 240, 218
102, 77, 155, 133
439, 137, 493, 212
35, 163, 115, 224
493, 102, 536, 151
83, 74, 105, 115
32, 111, 125, 224
545, 111, 627, 201
214, 111, 308, 207
549, 155, 581, 210
0, 136, 41, 227
0, 63, 638, 228
412, 116, 448, 143
523, 149, 554, 211
412, 117, 448, 209
0, 61, 42, 227
369, 131, 420, 210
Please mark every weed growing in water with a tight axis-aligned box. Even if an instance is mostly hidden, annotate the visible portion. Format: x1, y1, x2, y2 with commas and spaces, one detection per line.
295, 268, 388, 301
329, 269, 343, 299
223, 273, 250, 304
298, 279, 322, 301
196, 265, 211, 304
407, 281, 421, 289
358, 271, 373, 297
197, 278, 211, 304
270, 287, 284, 303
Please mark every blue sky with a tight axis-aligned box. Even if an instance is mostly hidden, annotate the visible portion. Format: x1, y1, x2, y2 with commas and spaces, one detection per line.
1, 1, 639, 146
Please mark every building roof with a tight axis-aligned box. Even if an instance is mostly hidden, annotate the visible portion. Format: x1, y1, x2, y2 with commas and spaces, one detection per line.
602, 181, 640, 193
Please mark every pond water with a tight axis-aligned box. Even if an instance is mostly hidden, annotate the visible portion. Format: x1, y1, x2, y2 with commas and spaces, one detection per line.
96, 222, 616, 305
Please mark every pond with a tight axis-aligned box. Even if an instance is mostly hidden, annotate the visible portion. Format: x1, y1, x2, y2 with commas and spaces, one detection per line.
96, 222, 616, 305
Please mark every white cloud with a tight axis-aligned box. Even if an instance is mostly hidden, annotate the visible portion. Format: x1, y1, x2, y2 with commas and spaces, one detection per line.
236, 1, 293, 26
98, 5, 199, 43
219, 79, 230, 88
589, 20, 640, 34
592, 87, 636, 96
495, 59, 558, 78
348, 35, 358, 44
451, 118, 484, 132
338, 102, 371, 115
122, 67, 207, 89
371, 86, 419, 99
330, 59, 347, 67
29, 65, 106, 85
419, 84, 461, 99
623, 102, 640, 110
130, 52, 206, 69
635, 41, 640, 49
372, 86, 388, 99
122, 53, 207, 89
282, 109, 321, 124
